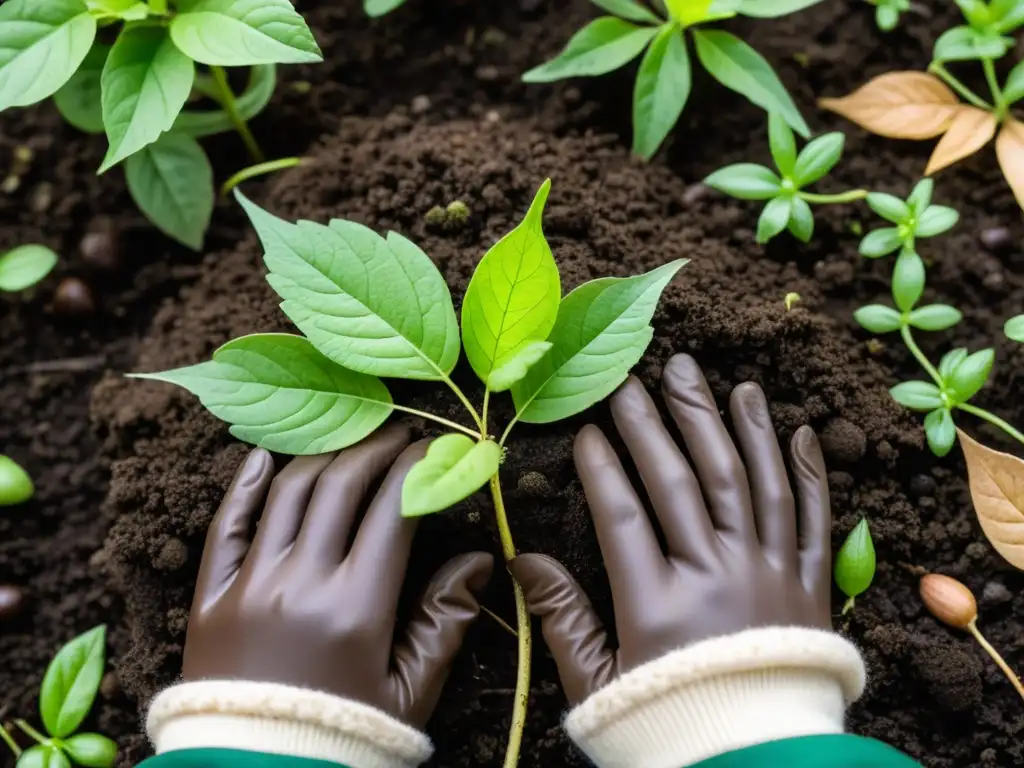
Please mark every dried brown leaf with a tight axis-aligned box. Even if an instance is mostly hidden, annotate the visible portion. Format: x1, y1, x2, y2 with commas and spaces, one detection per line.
958, 429, 1024, 570
819, 71, 959, 139
925, 106, 997, 175
996, 116, 1024, 211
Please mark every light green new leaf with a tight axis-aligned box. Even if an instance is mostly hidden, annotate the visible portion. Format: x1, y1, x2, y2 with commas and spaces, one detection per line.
787, 196, 814, 242
171, 0, 322, 66
666, 0, 710, 24
768, 112, 796, 176
512, 259, 686, 423
792, 133, 844, 186
933, 26, 1009, 62
236, 191, 460, 380
40, 625, 106, 739
364, 0, 407, 17
0, 0, 97, 111
890, 380, 943, 411
488, 341, 553, 392
756, 196, 791, 243
0, 245, 59, 292
131, 334, 393, 455
63, 734, 118, 768
738, 0, 827, 16
401, 435, 501, 517
692, 29, 809, 137
462, 180, 560, 386
938, 347, 968, 380
632, 23, 691, 160
125, 132, 213, 250
99, 26, 194, 172
87, 0, 150, 20
924, 408, 956, 457
522, 18, 658, 83
703, 163, 781, 199
1004, 59, 1024, 103
590, 0, 662, 24
1006, 314, 1024, 342
54, 43, 108, 134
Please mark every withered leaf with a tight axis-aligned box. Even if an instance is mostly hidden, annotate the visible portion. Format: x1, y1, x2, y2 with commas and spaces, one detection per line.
925, 106, 997, 175
996, 116, 1024, 211
819, 71, 959, 139
958, 429, 1024, 571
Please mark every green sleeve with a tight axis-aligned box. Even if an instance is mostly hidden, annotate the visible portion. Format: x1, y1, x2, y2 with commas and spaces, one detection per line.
690, 735, 923, 767
138, 749, 351, 768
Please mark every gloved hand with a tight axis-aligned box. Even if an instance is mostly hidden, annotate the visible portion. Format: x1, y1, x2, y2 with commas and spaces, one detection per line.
509, 354, 865, 768
147, 425, 494, 768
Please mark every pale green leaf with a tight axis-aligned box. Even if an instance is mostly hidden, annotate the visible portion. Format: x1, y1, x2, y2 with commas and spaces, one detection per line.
0, 244, 59, 292
1006, 314, 1024, 342
401, 435, 501, 517
512, 259, 686, 423
738, 0, 827, 16
0, 0, 97, 111
40, 625, 106, 738
488, 341, 553, 392
174, 63, 275, 138
87, 0, 150, 20
756, 196, 791, 243
522, 17, 658, 83
170, 0, 322, 66
666, 0, 711, 24
364, 0, 407, 16
99, 26, 194, 172
703, 163, 781, 199
632, 23, 691, 159
235, 191, 461, 380
131, 334, 393, 455
590, 0, 663, 24
53, 43, 108, 134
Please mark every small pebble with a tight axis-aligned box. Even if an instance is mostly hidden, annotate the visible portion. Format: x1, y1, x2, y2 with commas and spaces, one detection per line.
982, 581, 1012, 606
682, 183, 709, 206
80, 217, 120, 272
819, 418, 867, 463
410, 95, 431, 115
0, 585, 25, 620
979, 226, 1012, 253
53, 277, 95, 315
909, 474, 937, 498
518, 471, 553, 497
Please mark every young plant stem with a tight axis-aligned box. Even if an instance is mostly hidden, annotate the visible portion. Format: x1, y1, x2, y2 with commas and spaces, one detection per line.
209, 66, 265, 163
481, 389, 492, 438
967, 618, 1024, 701
929, 62, 993, 110
221, 158, 305, 198
900, 324, 944, 385
982, 58, 1007, 116
0, 724, 21, 758
389, 404, 481, 439
441, 376, 485, 431
13, 720, 47, 745
798, 189, 869, 204
956, 403, 1024, 445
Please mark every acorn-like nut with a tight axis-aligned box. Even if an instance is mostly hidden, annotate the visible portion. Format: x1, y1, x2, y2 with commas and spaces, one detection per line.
920, 573, 978, 629
53, 277, 96, 315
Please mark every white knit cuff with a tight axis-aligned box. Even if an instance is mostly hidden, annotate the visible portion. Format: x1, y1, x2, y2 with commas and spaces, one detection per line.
147, 680, 433, 768
565, 626, 866, 768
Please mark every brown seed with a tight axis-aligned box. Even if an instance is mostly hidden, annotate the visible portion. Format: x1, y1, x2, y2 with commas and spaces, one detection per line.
920, 573, 978, 629
80, 218, 120, 272
99, 671, 121, 700
53, 277, 95, 315
980, 226, 1012, 254
0, 585, 24, 620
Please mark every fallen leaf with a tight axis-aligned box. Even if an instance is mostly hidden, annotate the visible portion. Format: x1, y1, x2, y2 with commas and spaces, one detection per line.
819, 71, 959, 139
996, 116, 1024, 211
958, 429, 1024, 570
925, 106, 997, 175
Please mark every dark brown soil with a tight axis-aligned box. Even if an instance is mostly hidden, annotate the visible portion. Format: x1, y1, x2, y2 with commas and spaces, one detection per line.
4, 1, 1024, 767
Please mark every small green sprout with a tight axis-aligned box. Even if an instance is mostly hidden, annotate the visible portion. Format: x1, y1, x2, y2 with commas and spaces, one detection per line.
933, 0, 1024, 64
869, 0, 910, 32
835, 518, 875, 615
860, 179, 959, 259
1006, 314, 1024, 342
0, 455, 34, 506
0, 245, 59, 293
784, 292, 801, 310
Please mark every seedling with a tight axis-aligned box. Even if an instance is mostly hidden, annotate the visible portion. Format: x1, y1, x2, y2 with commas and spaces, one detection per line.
1006, 314, 1024, 341
0, 625, 116, 768
869, 0, 910, 31
0, 0, 322, 250
784, 291, 801, 310
834, 517, 875, 614
0, 455, 34, 506
130, 179, 685, 768
522, 0, 826, 160
859, 179, 959, 258
0, 246, 59, 293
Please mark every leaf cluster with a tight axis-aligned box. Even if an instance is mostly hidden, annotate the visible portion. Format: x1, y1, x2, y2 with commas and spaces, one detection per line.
935, 0, 1024, 63
0, 0, 321, 249
134, 180, 685, 517
859, 179, 959, 258
0, 245, 59, 293
522, 0, 825, 160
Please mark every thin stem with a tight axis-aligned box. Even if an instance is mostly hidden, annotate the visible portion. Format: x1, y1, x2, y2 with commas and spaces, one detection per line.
441, 376, 484, 431
220, 158, 304, 198
929, 62, 993, 110
481, 389, 491, 438
982, 58, 1007, 117
0, 724, 21, 758
481, 605, 517, 638
957, 403, 1024, 445
798, 189, 869, 204
389, 404, 481, 439
967, 619, 1024, 701
209, 66, 265, 163
489, 475, 531, 768
498, 415, 520, 449
13, 721, 47, 746
900, 324, 944, 386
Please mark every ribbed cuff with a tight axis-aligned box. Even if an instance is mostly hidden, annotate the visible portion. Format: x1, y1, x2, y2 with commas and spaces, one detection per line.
147, 681, 433, 768
564, 627, 866, 768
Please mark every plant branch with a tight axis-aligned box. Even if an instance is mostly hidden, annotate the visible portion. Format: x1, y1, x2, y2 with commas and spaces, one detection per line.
220, 157, 304, 198
481, 605, 518, 637
13, 721, 47, 746
982, 58, 1007, 116
929, 62, 993, 110
956, 403, 1024, 445
389, 404, 481, 439
481, 389, 491, 438
900, 324, 944, 386
441, 375, 484, 431
968, 619, 1024, 701
209, 66, 265, 163
798, 189, 869, 204
0, 723, 21, 758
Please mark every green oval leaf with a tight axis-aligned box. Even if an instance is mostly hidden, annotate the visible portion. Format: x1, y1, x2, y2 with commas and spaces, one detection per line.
938, 347, 968, 381
522, 17, 658, 83
787, 196, 814, 242
401, 435, 501, 518
235, 192, 461, 381
40, 625, 107, 738
462, 180, 560, 387
0, 455, 34, 506
914, 205, 959, 237
99, 26, 194, 172
590, 0, 663, 24
17, 746, 70, 768
703, 163, 781, 200
364, 0, 407, 16
632, 23, 691, 160
858, 227, 903, 258
866, 192, 911, 224
1004, 60, 1024, 103
692, 29, 809, 137
125, 132, 213, 251
854, 304, 902, 334
933, 25, 1009, 62
63, 734, 117, 768
907, 178, 933, 212
170, 0, 322, 66
488, 341, 553, 393
948, 348, 994, 402
174, 63, 275, 138
891, 249, 925, 312
924, 408, 956, 457
756, 196, 791, 244
834, 518, 875, 599
0, 245, 59, 292
792, 132, 844, 187
512, 259, 686, 423
131, 334, 393, 455
890, 380, 943, 411
768, 112, 797, 176
0, 0, 97, 111
908, 304, 962, 332
53, 43, 109, 134
1005, 314, 1024, 342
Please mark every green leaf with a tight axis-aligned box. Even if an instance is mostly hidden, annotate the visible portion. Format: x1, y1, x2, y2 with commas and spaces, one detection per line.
131, 334, 393, 455
63, 735, 117, 768
401, 435, 501, 518
364, 0, 407, 17
87, 0, 149, 21
1005, 314, 1024, 342
590, 0, 663, 24
858, 227, 903, 258
17, 746, 70, 768
235, 191, 461, 380
512, 259, 686, 423
522, 18, 658, 83
891, 249, 925, 312
125, 132, 213, 251
938, 348, 968, 380
170, 0, 322, 66
0, 0, 97, 111
834, 519, 875, 600
876, 4, 900, 30
756, 196, 791, 244
915, 205, 959, 237
703, 163, 781, 199
908, 305, 962, 331
924, 408, 956, 457
933, 26, 1009, 62
461, 180, 560, 386
768, 112, 796, 176
99, 26, 194, 172
0, 454, 34, 506
692, 29, 809, 137
665, 0, 712, 24
632, 23, 690, 159
0, 245, 59, 292
854, 304, 902, 334
994, 0, 1024, 33
907, 178, 933, 212
40, 625, 106, 738
890, 381, 944, 411
787, 196, 814, 242
947, 348, 994, 402
487, 341, 553, 392
174, 63, 275, 138
738, 0, 827, 17
866, 192, 910, 224
53, 43, 109, 134
792, 132, 844, 186
1004, 59, 1024, 103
